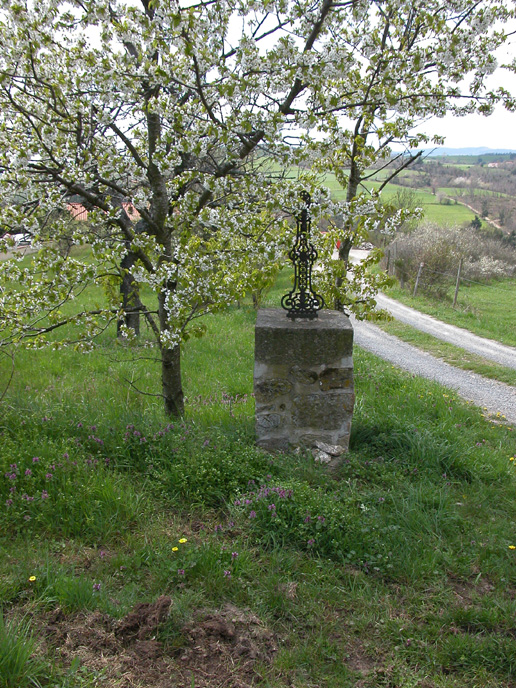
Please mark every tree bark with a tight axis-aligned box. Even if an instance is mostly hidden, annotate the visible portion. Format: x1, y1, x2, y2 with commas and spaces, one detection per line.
334, 165, 361, 310
117, 250, 140, 336
158, 288, 184, 416
161, 342, 184, 416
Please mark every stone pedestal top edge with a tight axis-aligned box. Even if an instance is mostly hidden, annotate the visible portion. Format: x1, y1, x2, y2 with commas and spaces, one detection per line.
256, 308, 352, 331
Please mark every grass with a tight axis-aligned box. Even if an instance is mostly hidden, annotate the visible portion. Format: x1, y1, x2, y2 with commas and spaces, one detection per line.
1, 284, 516, 687
387, 278, 516, 348
0, 612, 48, 688
374, 319, 516, 386
321, 172, 478, 226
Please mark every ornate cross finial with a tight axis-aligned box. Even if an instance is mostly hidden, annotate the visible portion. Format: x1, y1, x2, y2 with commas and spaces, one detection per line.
281, 192, 324, 319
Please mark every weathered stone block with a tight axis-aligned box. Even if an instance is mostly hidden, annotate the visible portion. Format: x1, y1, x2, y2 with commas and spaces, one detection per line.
291, 392, 354, 429
255, 309, 353, 367
319, 368, 353, 391
255, 378, 292, 403
254, 308, 354, 466
256, 413, 282, 430
256, 436, 290, 452
290, 365, 318, 385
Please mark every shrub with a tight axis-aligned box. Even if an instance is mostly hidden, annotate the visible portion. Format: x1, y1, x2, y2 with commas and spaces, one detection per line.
391, 223, 516, 296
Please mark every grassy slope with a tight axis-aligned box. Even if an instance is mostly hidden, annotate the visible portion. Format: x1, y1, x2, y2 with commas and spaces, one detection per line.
1, 289, 516, 687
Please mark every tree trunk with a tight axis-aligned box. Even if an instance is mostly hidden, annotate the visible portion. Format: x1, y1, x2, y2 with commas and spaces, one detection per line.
117, 251, 140, 337
161, 342, 184, 416
158, 288, 184, 417
334, 145, 362, 310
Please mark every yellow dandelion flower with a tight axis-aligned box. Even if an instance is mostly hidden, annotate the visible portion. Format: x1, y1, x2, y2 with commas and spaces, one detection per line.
510, 457, 514, 461
179, 538, 188, 544
172, 547, 179, 552
509, 546, 516, 550
29, 576, 36, 582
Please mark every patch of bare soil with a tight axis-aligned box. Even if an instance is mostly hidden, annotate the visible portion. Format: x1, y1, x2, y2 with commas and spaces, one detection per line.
178, 604, 278, 687
343, 640, 378, 677
448, 572, 495, 606
42, 597, 278, 688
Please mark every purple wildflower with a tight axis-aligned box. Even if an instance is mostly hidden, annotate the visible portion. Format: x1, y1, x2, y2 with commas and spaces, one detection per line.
249, 510, 257, 519
231, 552, 239, 559
93, 582, 101, 592
25, 469, 32, 476
178, 569, 185, 576
307, 539, 315, 547
5, 499, 13, 507
45, 473, 53, 480
41, 490, 49, 499
223, 570, 231, 578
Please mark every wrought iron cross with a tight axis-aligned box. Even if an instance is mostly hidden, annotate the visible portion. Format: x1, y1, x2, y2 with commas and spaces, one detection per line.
281, 191, 324, 319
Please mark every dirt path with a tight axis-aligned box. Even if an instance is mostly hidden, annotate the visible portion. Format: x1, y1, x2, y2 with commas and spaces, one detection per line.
452, 198, 502, 230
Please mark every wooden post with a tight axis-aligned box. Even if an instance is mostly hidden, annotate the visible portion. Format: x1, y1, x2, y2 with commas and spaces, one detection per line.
453, 258, 463, 308
413, 262, 424, 297
386, 249, 391, 274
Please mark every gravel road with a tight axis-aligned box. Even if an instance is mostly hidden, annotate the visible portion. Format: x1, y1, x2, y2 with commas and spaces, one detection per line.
352, 317, 516, 424
375, 293, 516, 370
346, 249, 515, 422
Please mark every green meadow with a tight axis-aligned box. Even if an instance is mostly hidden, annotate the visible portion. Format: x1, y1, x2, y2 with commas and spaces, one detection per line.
321, 173, 478, 226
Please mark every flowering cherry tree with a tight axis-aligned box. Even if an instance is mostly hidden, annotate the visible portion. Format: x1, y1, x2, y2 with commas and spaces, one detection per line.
0, 0, 514, 415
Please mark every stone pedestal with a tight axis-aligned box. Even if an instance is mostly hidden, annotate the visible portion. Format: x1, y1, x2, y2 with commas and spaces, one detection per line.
254, 308, 354, 463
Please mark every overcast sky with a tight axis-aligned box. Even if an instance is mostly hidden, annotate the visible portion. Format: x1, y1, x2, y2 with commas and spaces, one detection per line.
414, 42, 516, 151
410, 106, 516, 151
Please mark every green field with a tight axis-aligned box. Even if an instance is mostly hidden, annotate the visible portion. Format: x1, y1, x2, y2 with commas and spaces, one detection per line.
323, 173, 479, 226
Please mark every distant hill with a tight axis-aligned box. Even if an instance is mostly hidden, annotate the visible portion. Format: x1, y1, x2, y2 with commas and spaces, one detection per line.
423, 147, 516, 156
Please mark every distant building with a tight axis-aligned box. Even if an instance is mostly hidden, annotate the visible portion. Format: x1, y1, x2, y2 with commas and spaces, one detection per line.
65, 201, 140, 222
